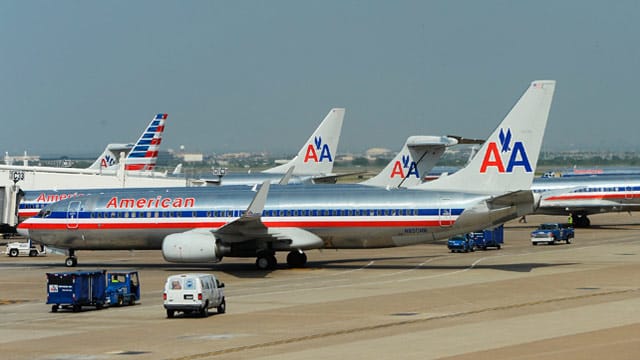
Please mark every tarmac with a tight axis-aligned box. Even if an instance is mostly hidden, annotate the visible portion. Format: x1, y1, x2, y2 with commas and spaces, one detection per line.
1, 213, 639, 360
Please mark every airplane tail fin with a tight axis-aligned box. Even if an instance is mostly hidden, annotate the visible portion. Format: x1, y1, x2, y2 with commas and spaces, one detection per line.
361, 136, 458, 188
416, 80, 556, 194
123, 113, 167, 171
86, 143, 132, 170
263, 108, 344, 175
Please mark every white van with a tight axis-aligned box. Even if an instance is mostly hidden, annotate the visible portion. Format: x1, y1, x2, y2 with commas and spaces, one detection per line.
163, 273, 226, 318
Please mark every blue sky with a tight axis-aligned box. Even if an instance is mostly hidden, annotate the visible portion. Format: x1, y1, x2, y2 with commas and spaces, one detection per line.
2, 1, 639, 156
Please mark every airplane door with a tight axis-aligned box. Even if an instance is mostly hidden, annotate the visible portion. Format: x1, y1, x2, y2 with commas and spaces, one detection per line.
439, 197, 453, 227
67, 201, 81, 229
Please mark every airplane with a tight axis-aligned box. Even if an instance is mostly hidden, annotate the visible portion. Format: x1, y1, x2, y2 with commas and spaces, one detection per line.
17, 80, 556, 269
0, 113, 168, 176
12, 108, 343, 221
201, 108, 345, 186
15, 133, 465, 221
541, 167, 640, 178
0, 113, 191, 233
531, 175, 640, 227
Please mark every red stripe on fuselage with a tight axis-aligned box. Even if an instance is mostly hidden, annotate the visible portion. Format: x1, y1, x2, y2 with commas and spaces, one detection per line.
20, 219, 455, 231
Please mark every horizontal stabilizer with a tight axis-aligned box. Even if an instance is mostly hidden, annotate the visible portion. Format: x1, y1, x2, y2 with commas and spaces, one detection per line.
488, 190, 534, 207
445, 135, 485, 145
362, 135, 459, 188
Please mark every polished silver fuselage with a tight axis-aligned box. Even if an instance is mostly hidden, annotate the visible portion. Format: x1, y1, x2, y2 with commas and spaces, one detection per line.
22, 184, 513, 252
532, 175, 640, 215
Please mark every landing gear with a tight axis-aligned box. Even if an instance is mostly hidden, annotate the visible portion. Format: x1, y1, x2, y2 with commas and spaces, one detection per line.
255, 251, 277, 270
286, 250, 307, 268
573, 214, 591, 228
65, 249, 78, 267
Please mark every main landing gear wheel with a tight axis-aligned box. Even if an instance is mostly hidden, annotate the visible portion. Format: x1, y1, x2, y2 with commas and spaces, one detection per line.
255, 252, 277, 270
65, 257, 78, 267
287, 250, 307, 268
574, 214, 591, 228
65, 249, 78, 267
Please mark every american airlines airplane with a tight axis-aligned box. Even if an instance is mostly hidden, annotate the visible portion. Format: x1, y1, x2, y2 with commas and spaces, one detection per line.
14, 109, 344, 220
531, 175, 640, 227
1, 114, 184, 233
18, 80, 556, 269
0, 113, 168, 176
201, 108, 345, 186
16, 133, 464, 222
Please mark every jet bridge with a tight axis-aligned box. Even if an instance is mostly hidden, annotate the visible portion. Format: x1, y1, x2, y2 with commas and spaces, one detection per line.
1, 171, 24, 235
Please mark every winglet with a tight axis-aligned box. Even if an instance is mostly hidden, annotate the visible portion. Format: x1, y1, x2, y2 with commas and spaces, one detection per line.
245, 181, 270, 218
278, 166, 296, 185
124, 113, 168, 171
263, 108, 344, 175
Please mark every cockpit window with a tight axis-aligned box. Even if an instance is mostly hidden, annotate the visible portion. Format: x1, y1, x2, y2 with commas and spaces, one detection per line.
37, 209, 52, 218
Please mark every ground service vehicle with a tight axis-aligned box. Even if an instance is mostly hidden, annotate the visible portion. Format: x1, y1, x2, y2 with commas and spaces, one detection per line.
447, 235, 476, 253
531, 223, 574, 245
163, 273, 226, 318
105, 271, 140, 306
47, 270, 107, 312
469, 226, 504, 250
5, 241, 43, 257
46, 270, 140, 312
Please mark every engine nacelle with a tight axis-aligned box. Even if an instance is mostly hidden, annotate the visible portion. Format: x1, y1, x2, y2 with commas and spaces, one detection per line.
162, 230, 227, 263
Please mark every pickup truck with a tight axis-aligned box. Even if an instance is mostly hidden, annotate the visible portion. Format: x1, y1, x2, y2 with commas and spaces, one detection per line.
531, 223, 574, 245
447, 234, 475, 253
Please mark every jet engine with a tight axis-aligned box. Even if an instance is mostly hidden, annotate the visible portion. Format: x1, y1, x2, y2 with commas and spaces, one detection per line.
162, 230, 228, 263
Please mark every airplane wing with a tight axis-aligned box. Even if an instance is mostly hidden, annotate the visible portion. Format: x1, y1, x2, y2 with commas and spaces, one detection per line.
215, 181, 270, 239
212, 181, 323, 249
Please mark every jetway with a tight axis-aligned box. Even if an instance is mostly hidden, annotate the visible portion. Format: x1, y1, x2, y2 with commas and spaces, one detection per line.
1, 171, 24, 235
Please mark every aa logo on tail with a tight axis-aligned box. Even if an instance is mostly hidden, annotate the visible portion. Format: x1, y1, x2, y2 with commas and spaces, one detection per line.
390, 155, 419, 179
303, 136, 333, 163
100, 155, 117, 168
480, 128, 532, 173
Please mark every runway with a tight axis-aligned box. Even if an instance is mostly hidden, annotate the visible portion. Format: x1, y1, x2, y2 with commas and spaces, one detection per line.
1, 213, 639, 359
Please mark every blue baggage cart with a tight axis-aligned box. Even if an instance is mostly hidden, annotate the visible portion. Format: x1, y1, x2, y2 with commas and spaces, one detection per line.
469, 225, 504, 250
46, 270, 107, 312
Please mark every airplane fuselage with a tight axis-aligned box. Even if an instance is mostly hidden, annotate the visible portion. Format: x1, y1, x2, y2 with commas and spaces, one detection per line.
532, 175, 640, 215
23, 185, 508, 253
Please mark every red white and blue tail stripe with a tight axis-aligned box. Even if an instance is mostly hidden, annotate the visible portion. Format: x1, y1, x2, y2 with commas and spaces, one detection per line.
124, 113, 167, 171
